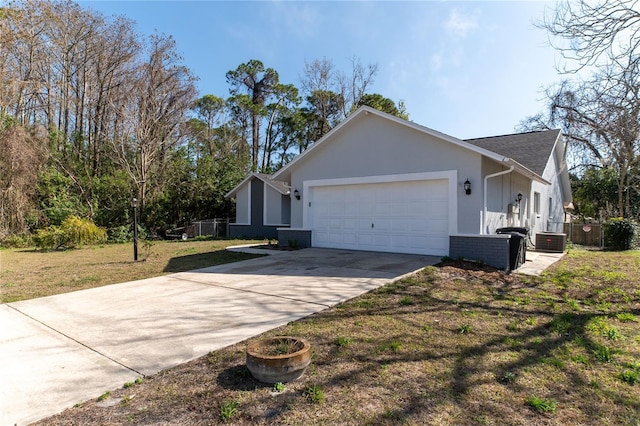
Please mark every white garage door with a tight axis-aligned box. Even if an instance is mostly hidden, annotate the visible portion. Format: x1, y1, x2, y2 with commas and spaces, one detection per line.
310, 179, 449, 255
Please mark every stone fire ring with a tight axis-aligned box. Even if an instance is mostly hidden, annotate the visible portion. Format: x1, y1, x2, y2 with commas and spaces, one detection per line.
245, 336, 311, 384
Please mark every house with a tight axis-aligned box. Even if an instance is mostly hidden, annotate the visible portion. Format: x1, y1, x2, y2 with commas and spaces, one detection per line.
226, 106, 572, 269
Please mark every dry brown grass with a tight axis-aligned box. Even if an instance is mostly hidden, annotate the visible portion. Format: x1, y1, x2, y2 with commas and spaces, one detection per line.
31, 249, 640, 425
0, 239, 264, 303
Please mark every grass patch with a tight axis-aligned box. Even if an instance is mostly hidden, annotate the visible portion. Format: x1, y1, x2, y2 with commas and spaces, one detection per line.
620, 370, 638, 385
0, 239, 264, 302
303, 384, 325, 404
456, 323, 472, 334
34, 249, 640, 425
97, 391, 110, 402
526, 395, 558, 413
219, 400, 239, 422
616, 312, 637, 322
335, 336, 351, 347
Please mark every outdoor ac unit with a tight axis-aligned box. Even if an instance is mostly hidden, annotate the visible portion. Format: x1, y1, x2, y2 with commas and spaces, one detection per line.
535, 232, 566, 252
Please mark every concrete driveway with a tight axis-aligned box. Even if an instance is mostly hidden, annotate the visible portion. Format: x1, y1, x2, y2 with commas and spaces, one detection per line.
0, 248, 437, 425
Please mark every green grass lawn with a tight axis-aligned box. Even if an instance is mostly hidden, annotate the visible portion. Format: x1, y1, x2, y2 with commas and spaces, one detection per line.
34, 248, 640, 425
0, 239, 265, 303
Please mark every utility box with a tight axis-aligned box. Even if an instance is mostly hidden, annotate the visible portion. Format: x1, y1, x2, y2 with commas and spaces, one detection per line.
536, 232, 566, 252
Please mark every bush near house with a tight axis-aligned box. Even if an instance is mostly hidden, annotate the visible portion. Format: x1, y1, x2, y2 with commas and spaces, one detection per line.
603, 218, 639, 250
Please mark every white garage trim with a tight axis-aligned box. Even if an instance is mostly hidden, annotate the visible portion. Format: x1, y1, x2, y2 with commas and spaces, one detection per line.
302, 171, 458, 255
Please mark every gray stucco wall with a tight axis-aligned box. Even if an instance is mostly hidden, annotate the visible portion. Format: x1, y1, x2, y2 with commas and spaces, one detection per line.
530, 141, 567, 238
450, 235, 511, 271
277, 229, 312, 248
481, 158, 534, 235
543, 145, 566, 233
287, 113, 483, 234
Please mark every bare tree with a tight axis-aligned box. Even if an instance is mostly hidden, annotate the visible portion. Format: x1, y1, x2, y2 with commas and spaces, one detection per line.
541, 0, 640, 72
520, 54, 640, 218
301, 56, 378, 120
534, 0, 640, 219
84, 15, 138, 174
337, 55, 378, 117
111, 34, 197, 216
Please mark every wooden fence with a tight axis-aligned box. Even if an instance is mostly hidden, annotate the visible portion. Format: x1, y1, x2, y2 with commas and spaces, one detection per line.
563, 222, 603, 247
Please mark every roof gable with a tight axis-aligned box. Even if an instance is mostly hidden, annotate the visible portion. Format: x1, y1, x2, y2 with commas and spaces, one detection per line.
272, 106, 509, 181
270, 106, 552, 185
465, 130, 561, 176
225, 172, 290, 198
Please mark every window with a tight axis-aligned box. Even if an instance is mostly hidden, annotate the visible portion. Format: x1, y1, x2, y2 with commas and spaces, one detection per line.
549, 197, 553, 218
534, 192, 540, 215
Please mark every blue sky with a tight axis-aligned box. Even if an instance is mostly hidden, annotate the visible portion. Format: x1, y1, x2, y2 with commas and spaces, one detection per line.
79, 1, 566, 139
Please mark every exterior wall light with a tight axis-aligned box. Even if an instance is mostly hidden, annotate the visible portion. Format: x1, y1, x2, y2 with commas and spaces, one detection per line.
294, 189, 300, 200
463, 179, 471, 195
517, 193, 523, 203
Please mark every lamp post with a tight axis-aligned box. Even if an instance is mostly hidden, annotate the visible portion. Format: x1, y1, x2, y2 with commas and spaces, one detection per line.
131, 197, 138, 261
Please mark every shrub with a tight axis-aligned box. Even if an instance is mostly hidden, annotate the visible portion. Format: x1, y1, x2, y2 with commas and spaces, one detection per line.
33, 216, 106, 249
0, 233, 32, 248
603, 218, 639, 251
107, 225, 132, 244
33, 226, 67, 249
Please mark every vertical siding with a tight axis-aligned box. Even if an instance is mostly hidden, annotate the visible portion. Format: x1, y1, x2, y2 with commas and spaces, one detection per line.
235, 184, 250, 224
264, 185, 283, 225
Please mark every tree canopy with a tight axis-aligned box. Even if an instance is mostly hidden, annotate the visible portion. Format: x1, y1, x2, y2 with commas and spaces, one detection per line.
523, 0, 640, 221
0, 0, 408, 242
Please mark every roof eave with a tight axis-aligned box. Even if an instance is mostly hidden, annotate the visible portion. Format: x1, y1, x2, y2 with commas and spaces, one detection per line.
504, 158, 550, 185
224, 173, 256, 199
225, 173, 290, 199
273, 106, 511, 180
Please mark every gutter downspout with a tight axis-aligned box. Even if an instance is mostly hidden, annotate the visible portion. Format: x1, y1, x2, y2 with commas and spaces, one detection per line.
482, 165, 515, 234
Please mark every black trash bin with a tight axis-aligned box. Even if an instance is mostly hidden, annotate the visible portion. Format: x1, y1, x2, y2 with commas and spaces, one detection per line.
496, 228, 528, 271
495, 227, 528, 236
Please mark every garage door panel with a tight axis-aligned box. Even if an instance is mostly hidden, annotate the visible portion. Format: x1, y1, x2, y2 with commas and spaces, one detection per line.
357, 234, 374, 246
390, 219, 408, 232
374, 219, 390, 231
374, 202, 392, 215
343, 233, 357, 244
345, 203, 359, 215
430, 219, 449, 234
343, 218, 357, 230
427, 201, 449, 218
314, 231, 329, 244
391, 235, 428, 248
409, 202, 429, 216
327, 218, 343, 228
428, 237, 449, 251
310, 179, 450, 256
407, 219, 429, 233
391, 204, 407, 216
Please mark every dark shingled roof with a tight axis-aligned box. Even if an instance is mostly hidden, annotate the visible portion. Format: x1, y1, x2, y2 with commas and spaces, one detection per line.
464, 129, 561, 176
255, 173, 290, 195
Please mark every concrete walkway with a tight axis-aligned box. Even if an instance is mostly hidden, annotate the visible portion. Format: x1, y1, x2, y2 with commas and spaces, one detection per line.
1, 248, 437, 425
514, 250, 566, 276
